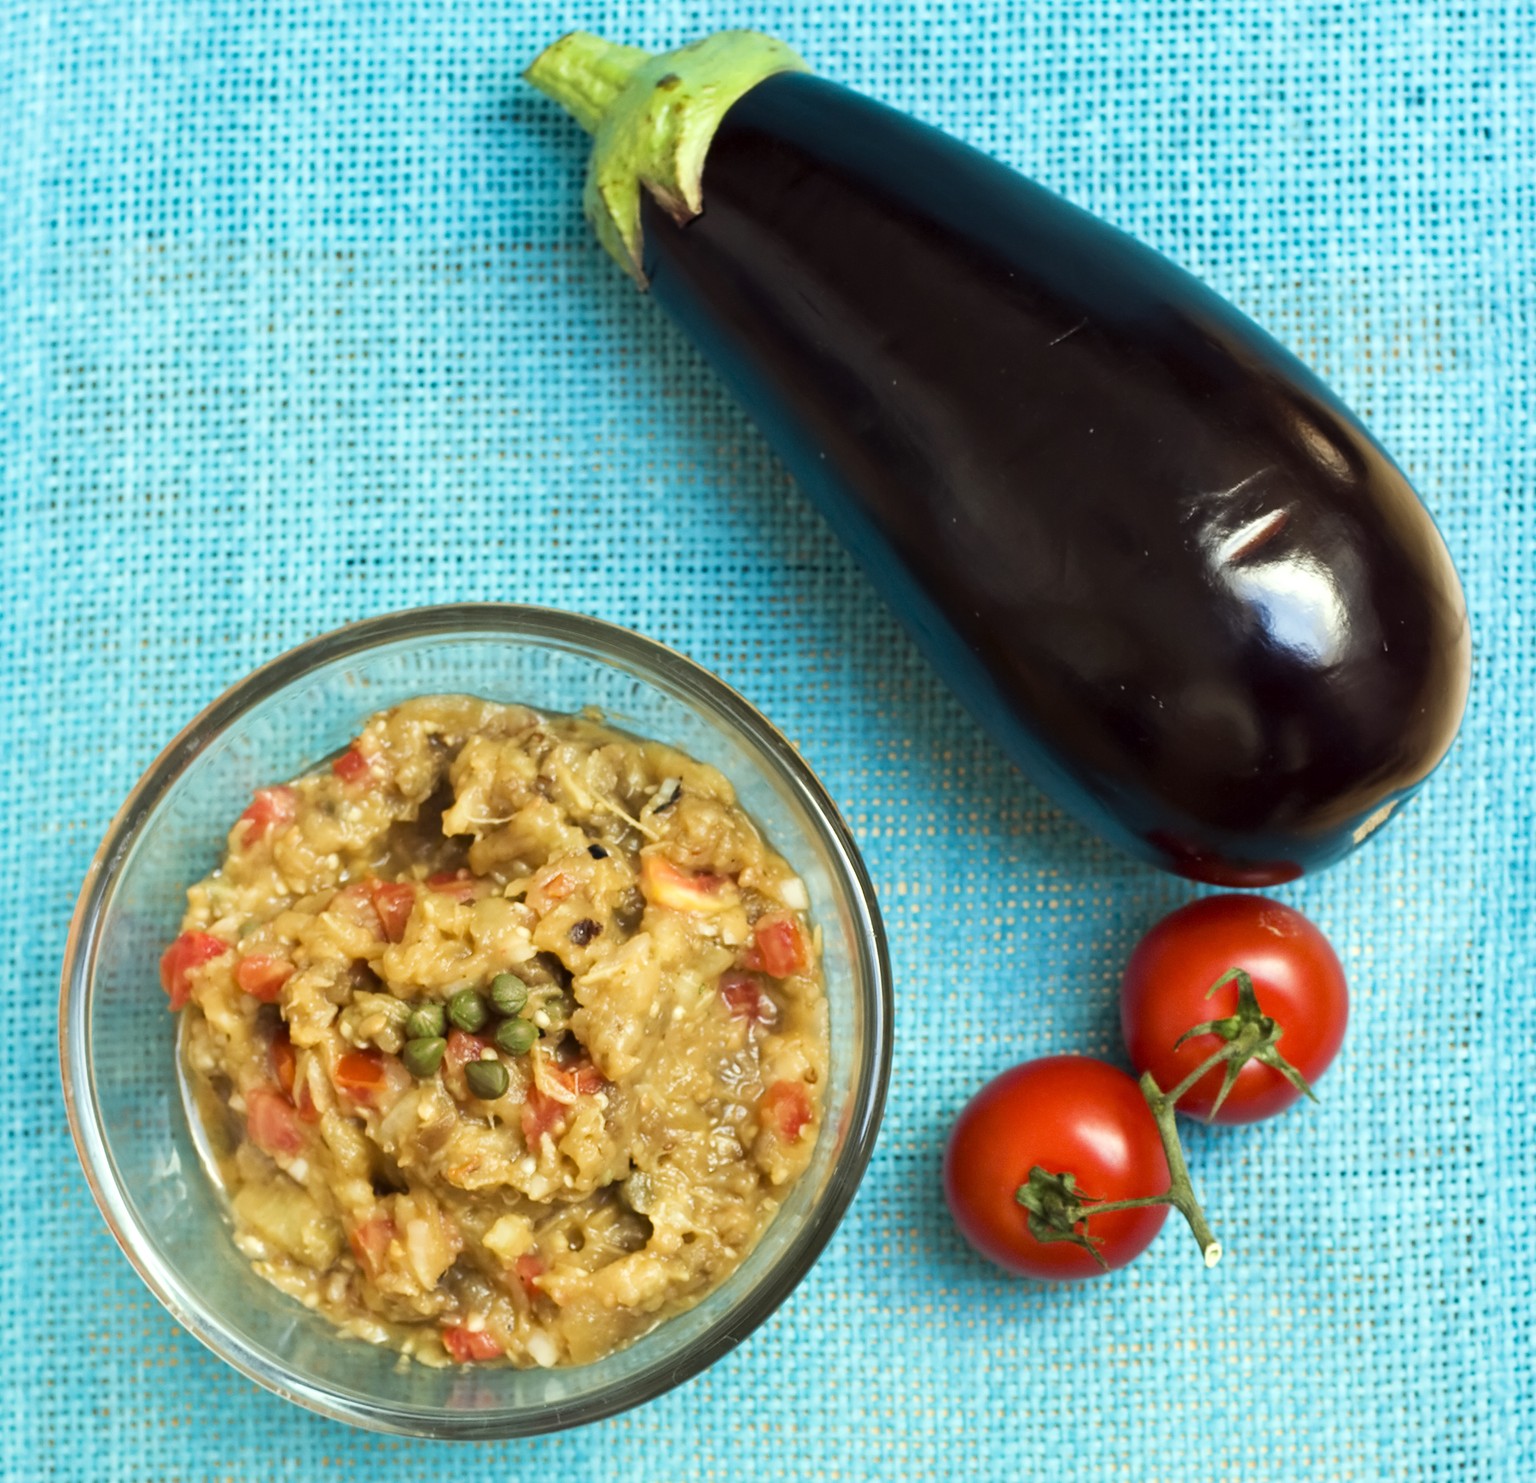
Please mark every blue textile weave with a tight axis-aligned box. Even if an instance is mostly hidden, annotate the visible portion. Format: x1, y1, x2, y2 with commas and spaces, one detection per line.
3, 1, 1532, 1477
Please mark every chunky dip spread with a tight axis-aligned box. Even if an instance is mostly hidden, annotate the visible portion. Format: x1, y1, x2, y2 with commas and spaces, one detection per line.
161, 696, 827, 1368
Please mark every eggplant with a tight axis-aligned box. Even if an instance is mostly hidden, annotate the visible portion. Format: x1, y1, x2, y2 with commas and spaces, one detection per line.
526, 31, 1470, 884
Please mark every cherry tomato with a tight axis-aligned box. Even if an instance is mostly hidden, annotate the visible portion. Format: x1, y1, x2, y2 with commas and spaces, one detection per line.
1120, 894, 1348, 1124
943, 1056, 1169, 1280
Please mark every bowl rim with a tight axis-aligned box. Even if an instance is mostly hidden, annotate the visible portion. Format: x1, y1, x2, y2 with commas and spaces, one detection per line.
58, 602, 892, 1438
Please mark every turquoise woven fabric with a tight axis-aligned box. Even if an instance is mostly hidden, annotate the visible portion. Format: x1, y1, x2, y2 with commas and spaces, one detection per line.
4, 0, 1532, 1476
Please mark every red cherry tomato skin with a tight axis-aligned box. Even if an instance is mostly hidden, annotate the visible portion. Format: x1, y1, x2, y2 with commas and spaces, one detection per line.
943, 1056, 1170, 1280
1120, 894, 1349, 1125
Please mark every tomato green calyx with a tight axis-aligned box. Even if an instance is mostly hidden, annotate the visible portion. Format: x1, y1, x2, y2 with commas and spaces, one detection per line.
1015, 1168, 1118, 1268
1014, 1088, 1224, 1271
1171, 967, 1320, 1120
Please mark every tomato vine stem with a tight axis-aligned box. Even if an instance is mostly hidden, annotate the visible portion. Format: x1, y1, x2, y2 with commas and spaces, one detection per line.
1016, 967, 1319, 1270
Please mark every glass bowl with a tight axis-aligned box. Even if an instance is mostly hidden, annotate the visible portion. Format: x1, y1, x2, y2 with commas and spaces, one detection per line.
60, 605, 891, 1438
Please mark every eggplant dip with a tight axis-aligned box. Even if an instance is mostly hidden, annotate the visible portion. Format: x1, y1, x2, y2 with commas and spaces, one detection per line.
161, 696, 827, 1368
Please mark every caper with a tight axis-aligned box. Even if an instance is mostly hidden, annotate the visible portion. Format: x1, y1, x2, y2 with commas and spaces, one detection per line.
494, 1017, 538, 1056
488, 973, 528, 1017
402, 1036, 446, 1078
405, 1004, 447, 1040
447, 988, 489, 1033
465, 1059, 510, 1100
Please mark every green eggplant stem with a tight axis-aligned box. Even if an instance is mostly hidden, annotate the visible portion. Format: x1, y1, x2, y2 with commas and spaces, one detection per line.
522, 33, 649, 136
523, 28, 810, 284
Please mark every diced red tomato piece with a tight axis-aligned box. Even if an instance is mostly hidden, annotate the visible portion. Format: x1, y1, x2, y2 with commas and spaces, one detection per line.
445, 1029, 489, 1071
548, 1042, 606, 1096
331, 743, 374, 786
329, 879, 384, 936
347, 1215, 395, 1280
159, 931, 228, 1011
334, 1049, 390, 1105
426, 869, 480, 903
639, 853, 736, 913
441, 1325, 503, 1363
533, 869, 577, 908
237, 785, 297, 842
367, 880, 416, 942
556, 1063, 605, 1096
514, 1253, 546, 1301
246, 1087, 306, 1157
236, 953, 294, 1003
760, 1080, 813, 1143
520, 1085, 568, 1147
718, 969, 778, 1025
268, 1030, 297, 1097
294, 1073, 320, 1123
752, 911, 812, 979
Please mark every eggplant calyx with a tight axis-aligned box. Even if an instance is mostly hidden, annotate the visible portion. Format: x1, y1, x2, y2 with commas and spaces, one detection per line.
524, 29, 809, 286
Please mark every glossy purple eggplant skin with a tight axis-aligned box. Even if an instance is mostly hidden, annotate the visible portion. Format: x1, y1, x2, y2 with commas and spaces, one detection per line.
637, 72, 1469, 884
